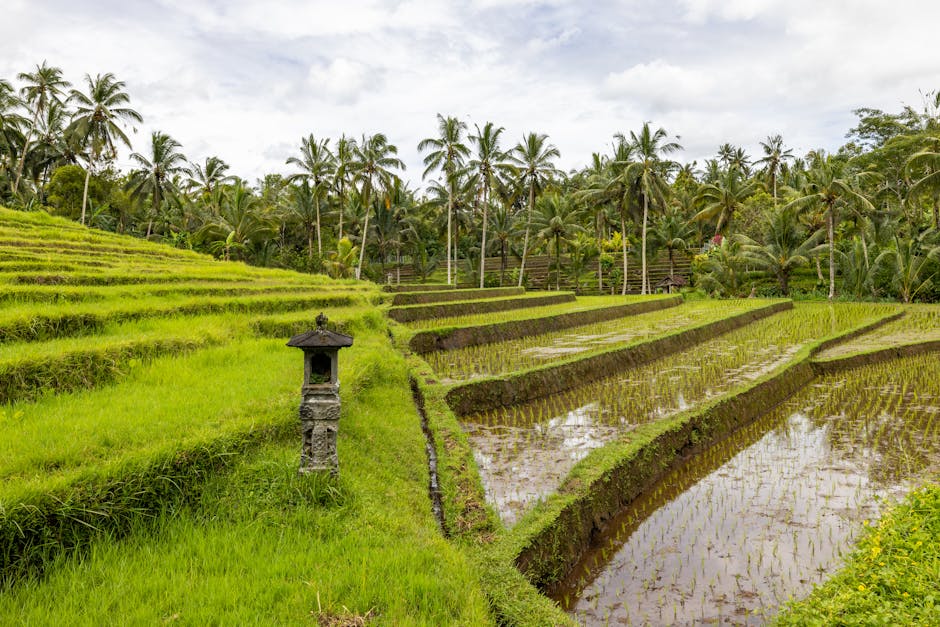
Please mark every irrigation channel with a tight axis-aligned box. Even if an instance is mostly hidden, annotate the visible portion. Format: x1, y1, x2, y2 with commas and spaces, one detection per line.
548, 353, 940, 625
460, 303, 891, 524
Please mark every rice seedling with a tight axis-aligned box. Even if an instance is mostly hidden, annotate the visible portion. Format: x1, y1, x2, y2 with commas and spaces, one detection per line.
815, 304, 940, 360
465, 302, 895, 524
405, 294, 668, 330
424, 299, 767, 380
555, 352, 940, 625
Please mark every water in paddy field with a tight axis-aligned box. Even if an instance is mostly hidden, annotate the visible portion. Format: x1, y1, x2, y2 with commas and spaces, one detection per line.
461, 304, 888, 525
551, 354, 940, 626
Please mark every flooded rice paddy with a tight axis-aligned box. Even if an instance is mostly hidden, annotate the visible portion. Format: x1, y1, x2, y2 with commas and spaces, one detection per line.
462, 303, 892, 525
815, 305, 939, 360
426, 300, 767, 381
553, 352, 940, 625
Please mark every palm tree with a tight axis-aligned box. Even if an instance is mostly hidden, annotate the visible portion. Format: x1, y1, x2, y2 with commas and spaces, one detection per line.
348, 133, 404, 280
531, 192, 585, 290
67, 72, 142, 225
469, 122, 510, 288
199, 181, 273, 261
875, 233, 940, 303
906, 148, 940, 230
756, 134, 794, 206
12, 61, 70, 196
739, 207, 825, 295
784, 154, 877, 300
626, 123, 682, 294
286, 134, 334, 258
652, 209, 697, 277
509, 132, 561, 287
187, 156, 232, 201
332, 134, 357, 241
286, 180, 319, 265
418, 114, 470, 285
126, 131, 188, 238
693, 166, 761, 237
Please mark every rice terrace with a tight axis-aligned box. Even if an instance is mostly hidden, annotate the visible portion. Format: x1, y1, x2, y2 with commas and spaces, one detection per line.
3, 10, 940, 624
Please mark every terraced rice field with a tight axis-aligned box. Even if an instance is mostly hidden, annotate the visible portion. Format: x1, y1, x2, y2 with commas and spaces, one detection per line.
462, 302, 897, 524
0, 208, 490, 624
556, 353, 940, 625
403, 294, 668, 330
424, 299, 773, 380
815, 305, 940, 359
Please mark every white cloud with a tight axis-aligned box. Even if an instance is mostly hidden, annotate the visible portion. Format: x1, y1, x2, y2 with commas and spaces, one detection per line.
4, 0, 940, 187
601, 60, 716, 111
307, 58, 379, 105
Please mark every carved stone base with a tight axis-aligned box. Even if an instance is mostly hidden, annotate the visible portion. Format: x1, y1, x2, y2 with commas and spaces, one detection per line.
299, 387, 340, 476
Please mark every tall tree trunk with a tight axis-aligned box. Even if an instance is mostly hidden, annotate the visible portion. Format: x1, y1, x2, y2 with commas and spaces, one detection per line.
447, 187, 453, 285
80, 167, 91, 226
620, 209, 628, 295
933, 197, 939, 231
314, 187, 322, 257
355, 181, 372, 281
641, 194, 649, 294
500, 241, 506, 286
338, 188, 344, 241
479, 186, 488, 289
815, 255, 824, 281
518, 181, 534, 288
555, 234, 561, 291
597, 212, 603, 293
12, 135, 34, 197
827, 205, 836, 301
308, 227, 315, 262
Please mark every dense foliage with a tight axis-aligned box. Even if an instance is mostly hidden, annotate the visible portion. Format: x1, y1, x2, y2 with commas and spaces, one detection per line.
2, 64, 939, 299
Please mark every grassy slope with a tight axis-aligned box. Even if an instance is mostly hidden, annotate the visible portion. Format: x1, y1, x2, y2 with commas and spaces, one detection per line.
0, 208, 491, 624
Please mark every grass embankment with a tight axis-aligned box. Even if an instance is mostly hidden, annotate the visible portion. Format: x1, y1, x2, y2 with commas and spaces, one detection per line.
0, 328, 491, 624
403, 294, 667, 330
423, 297, 761, 379
388, 291, 575, 323
0, 207, 493, 624
775, 483, 940, 625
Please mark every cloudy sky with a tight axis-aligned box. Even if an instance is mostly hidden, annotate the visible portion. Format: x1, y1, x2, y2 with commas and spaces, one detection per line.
4, 0, 940, 187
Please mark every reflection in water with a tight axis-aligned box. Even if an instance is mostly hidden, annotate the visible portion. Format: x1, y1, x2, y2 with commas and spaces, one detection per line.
555, 354, 940, 625
463, 304, 891, 526
465, 403, 622, 526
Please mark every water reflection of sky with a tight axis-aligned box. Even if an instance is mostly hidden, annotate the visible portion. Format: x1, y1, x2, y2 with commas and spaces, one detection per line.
563, 356, 940, 626
465, 402, 621, 525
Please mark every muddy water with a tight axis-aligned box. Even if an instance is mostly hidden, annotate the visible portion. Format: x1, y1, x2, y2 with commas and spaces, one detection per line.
553, 353, 940, 626
464, 303, 890, 525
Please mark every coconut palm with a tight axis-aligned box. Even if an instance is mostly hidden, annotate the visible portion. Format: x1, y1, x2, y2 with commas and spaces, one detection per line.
755, 134, 794, 206
693, 166, 761, 237
126, 131, 188, 238
187, 156, 232, 202
531, 192, 584, 290
875, 233, 940, 303
784, 154, 877, 300
286, 134, 334, 258
348, 133, 404, 280
199, 181, 273, 261
509, 132, 561, 287
12, 61, 70, 196
652, 209, 697, 277
738, 207, 825, 295
67, 72, 142, 225
469, 122, 511, 288
332, 134, 357, 241
624, 123, 682, 294
418, 114, 470, 285
906, 148, 940, 230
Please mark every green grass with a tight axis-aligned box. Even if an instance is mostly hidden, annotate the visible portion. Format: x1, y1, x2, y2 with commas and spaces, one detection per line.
423, 298, 770, 380
775, 483, 940, 626
404, 294, 668, 329
0, 326, 493, 625
814, 304, 940, 360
